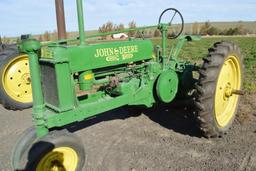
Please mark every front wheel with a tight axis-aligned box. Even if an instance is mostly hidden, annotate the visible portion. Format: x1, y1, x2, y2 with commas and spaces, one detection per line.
12, 128, 86, 171
195, 41, 243, 138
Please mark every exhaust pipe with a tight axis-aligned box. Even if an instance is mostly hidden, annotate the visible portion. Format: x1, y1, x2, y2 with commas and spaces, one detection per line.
76, 0, 86, 45
55, 0, 67, 40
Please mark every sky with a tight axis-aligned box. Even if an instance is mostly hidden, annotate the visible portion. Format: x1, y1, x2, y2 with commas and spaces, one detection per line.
0, 0, 255, 37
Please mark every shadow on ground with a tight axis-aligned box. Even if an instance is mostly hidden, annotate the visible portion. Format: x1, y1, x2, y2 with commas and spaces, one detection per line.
143, 103, 203, 138
62, 102, 203, 138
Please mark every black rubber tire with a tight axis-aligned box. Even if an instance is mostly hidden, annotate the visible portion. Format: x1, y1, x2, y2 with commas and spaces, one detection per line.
0, 45, 32, 110
195, 41, 243, 138
11, 127, 37, 170
12, 129, 86, 171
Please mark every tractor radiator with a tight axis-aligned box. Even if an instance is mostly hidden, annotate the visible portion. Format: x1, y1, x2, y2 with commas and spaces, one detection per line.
40, 62, 59, 107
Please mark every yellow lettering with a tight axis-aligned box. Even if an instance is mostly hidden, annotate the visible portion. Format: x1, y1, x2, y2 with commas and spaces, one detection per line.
95, 45, 139, 60
109, 48, 114, 56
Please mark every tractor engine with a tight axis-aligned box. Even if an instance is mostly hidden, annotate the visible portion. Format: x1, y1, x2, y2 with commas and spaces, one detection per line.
39, 40, 163, 113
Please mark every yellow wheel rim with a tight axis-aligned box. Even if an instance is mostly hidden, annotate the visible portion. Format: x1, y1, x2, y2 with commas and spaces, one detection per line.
215, 55, 241, 128
36, 147, 79, 171
2, 54, 32, 103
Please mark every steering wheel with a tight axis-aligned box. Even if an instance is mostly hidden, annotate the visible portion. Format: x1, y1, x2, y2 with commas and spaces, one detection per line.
158, 8, 184, 39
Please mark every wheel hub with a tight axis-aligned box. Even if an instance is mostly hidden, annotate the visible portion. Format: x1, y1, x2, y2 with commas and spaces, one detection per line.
36, 147, 78, 171
223, 82, 232, 100
21, 73, 31, 85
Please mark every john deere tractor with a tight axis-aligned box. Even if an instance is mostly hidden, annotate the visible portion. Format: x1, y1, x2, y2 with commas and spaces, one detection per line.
11, 0, 244, 170
0, 37, 31, 110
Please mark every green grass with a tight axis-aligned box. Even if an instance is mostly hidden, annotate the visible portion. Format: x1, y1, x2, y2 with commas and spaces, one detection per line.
152, 36, 256, 92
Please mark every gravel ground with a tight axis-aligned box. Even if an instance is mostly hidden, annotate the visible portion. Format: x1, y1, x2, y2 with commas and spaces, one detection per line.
0, 94, 256, 171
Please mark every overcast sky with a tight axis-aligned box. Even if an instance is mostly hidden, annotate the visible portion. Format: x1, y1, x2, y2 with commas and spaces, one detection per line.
0, 0, 255, 37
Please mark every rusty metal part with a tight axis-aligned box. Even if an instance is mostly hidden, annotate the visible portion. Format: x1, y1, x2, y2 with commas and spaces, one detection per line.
55, 0, 67, 39
232, 89, 245, 96
109, 77, 120, 88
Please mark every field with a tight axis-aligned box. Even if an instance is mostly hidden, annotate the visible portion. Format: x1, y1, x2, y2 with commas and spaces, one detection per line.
152, 36, 256, 93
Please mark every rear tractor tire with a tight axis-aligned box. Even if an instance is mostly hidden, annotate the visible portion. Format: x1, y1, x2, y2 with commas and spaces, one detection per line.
0, 46, 32, 110
195, 41, 243, 138
12, 128, 86, 171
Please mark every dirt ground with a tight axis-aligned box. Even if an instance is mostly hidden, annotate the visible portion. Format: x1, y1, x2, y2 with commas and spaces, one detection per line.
0, 93, 256, 171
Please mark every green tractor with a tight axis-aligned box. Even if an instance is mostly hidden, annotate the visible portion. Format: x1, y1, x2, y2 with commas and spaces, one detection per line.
0, 36, 32, 110
12, 0, 244, 170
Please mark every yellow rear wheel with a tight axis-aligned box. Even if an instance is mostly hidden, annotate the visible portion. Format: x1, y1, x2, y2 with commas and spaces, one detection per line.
195, 41, 243, 137
0, 47, 32, 110
2, 54, 32, 103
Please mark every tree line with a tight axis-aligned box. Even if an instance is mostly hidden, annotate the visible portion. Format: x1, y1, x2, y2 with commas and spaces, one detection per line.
1, 21, 253, 44
191, 21, 252, 36
98, 20, 252, 40
98, 21, 162, 39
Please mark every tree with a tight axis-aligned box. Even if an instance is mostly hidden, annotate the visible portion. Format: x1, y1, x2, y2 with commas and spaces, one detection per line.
128, 21, 136, 37
200, 21, 211, 35
105, 22, 114, 32
135, 31, 143, 38
113, 23, 125, 31
199, 21, 220, 35
38, 35, 43, 41
192, 22, 199, 35
226, 28, 234, 35
52, 30, 58, 40
98, 21, 115, 39
236, 24, 247, 35
117, 23, 125, 31
99, 22, 113, 33
43, 31, 50, 41
207, 27, 220, 35
147, 30, 153, 38
154, 29, 161, 37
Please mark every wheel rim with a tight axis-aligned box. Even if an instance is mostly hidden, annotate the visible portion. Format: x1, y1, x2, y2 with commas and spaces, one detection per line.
2, 54, 32, 103
36, 147, 78, 171
214, 55, 241, 128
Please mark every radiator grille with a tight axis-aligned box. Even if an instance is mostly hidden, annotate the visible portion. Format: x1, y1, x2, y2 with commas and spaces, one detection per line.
40, 62, 59, 107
